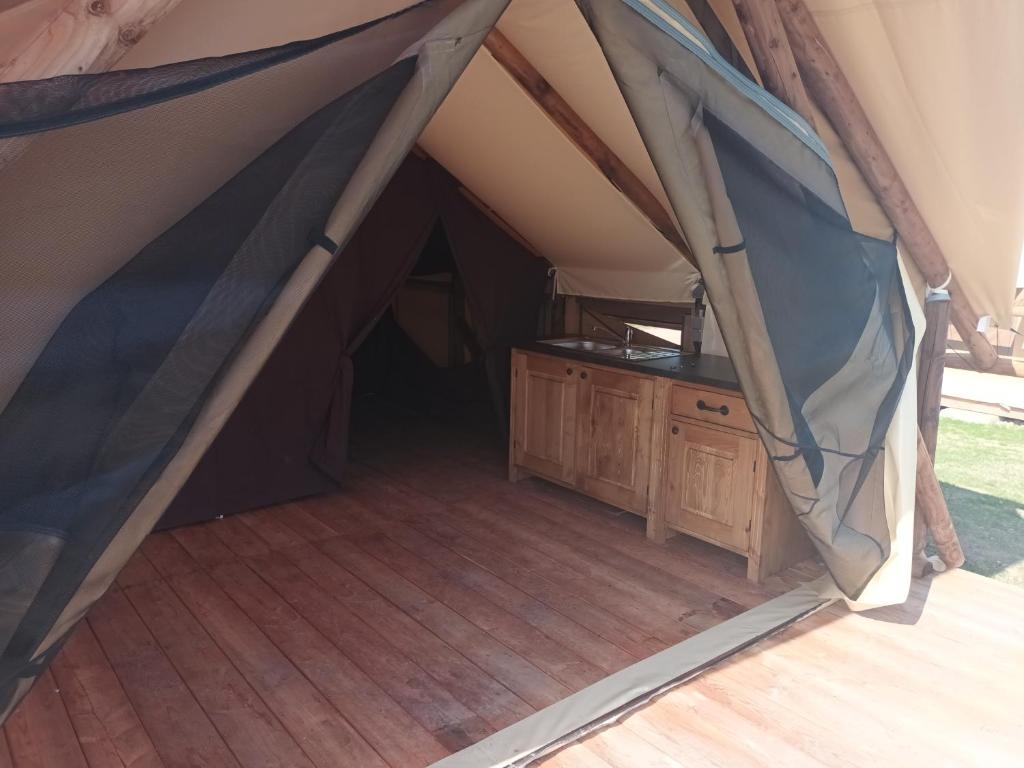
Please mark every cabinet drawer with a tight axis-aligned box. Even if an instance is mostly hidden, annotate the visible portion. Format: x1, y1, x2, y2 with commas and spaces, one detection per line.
670, 385, 754, 433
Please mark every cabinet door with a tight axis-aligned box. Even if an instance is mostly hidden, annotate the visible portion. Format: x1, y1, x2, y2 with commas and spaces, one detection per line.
663, 416, 755, 552
512, 353, 578, 483
576, 366, 655, 514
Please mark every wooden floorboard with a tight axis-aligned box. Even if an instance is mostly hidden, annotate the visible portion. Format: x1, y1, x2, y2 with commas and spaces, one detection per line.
534, 568, 1024, 768
123, 578, 315, 768
3, 406, 828, 767
48, 624, 163, 768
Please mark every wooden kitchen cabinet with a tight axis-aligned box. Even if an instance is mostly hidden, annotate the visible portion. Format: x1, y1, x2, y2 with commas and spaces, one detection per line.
649, 379, 815, 582
509, 350, 578, 484
575, 365, 654, 515
660, 416, 757, 554
509, 349, 814, 582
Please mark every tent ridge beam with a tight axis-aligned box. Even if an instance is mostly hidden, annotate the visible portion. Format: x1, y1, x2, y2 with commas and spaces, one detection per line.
774, 0, 1000, 372
482, 28, 696, 266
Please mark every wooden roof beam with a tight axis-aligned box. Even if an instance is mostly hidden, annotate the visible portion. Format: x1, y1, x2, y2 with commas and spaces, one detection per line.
483, 28, 696, 267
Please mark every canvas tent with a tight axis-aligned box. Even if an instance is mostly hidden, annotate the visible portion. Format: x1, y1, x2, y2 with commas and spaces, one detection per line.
0, 0, 1021, 751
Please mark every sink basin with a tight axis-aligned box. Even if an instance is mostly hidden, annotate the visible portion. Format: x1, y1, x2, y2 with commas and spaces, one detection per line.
543, 338, 617, 352
539, 337, 679, 361
595, 346, 679, 361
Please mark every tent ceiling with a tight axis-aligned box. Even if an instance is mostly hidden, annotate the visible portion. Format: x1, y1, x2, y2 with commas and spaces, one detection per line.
3, 0, 1021, 317
419, 46, 697, 302
114, 0, 699, 302
803, 0, 1024, 325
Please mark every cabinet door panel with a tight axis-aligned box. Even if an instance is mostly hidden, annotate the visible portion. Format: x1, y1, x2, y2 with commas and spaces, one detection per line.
577, 366, 654, 514
664, 417, 755, 552
513, 354, 577, 483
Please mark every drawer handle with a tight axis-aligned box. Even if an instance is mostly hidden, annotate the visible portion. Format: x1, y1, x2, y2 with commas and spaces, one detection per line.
697, 399, 729, 416
671, 426, 680, 435
580, 371, 588, 380
566, 367, 574, 376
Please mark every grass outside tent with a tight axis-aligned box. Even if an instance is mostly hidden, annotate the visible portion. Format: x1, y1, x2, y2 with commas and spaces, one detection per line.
934, 413, 1024, 588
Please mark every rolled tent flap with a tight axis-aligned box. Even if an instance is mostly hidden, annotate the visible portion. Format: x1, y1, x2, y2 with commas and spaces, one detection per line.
579, 0, 914, 599
0, 0, 509, 723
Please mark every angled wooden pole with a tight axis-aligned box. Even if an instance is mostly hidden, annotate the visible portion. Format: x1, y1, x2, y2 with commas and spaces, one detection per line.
730, 0, 816, 128
774, 0, 1000, 373
483, 28, 695, 267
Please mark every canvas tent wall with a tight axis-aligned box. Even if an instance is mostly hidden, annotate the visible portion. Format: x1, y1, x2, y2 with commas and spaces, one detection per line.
0, 0, 512, 722
0, 0, 1017, 737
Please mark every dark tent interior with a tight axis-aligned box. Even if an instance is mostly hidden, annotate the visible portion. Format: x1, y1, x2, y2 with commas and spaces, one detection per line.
161, 152, 550, 528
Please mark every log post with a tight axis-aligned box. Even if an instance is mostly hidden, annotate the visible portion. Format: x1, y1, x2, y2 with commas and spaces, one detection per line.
774, 0, 1000, 373
730, 0, 816, 127
917, 288, 951, 459
913, 287, 951, 575
915, 430, 965, 571
483, 28, 695, 266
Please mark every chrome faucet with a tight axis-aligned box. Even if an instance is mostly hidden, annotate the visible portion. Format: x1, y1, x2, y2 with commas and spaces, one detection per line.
591, 324, 634, 349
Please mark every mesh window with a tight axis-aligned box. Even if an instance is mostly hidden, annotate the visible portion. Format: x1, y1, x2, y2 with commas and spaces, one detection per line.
705, 112, 914, 597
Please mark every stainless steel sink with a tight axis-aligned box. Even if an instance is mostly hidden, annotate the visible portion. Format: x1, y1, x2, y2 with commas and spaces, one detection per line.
542, 338, 617, 352
596, 346, 679, 361
539, 337, 679, 361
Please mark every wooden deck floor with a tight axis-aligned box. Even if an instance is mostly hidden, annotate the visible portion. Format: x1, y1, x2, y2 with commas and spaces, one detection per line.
0, 409, 810, 768
536, 566, 1024, 768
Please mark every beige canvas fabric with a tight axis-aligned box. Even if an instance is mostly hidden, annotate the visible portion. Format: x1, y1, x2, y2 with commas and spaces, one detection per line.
804, 0, 1024, 324
26, 0, 508, 684
418, 46, 697, 302
5, 0, 1015, 315
0, 8, 440, 411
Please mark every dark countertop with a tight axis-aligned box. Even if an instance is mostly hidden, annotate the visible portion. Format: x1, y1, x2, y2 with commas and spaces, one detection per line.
515, 339, 741, 392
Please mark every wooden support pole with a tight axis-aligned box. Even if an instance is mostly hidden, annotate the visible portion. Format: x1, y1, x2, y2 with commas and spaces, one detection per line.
915, 430, 965, 571
913, 288, 951, 575
917, 289, 951, 460
774, 0, 1000, 373
730, 0, 816, 128
483, 28, 695, 267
